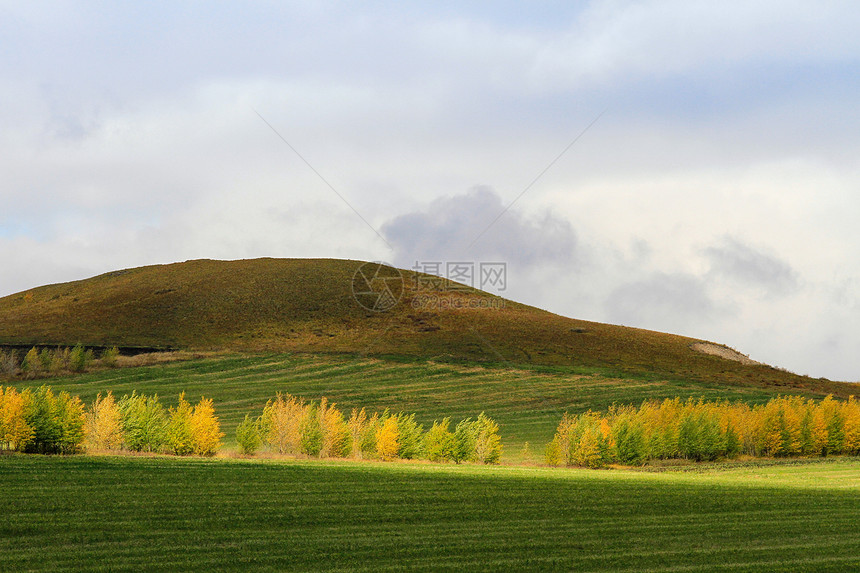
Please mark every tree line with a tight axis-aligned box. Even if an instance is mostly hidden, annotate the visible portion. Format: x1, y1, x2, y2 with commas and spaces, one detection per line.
546, 395, 860, 468
0, 386, 222, 455
236, 393, 502, 464
0, 345, 119, 379
0, 386, 503, 464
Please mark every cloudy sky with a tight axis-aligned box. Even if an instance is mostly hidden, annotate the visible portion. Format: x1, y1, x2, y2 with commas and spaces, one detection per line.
2, 1, 859, 380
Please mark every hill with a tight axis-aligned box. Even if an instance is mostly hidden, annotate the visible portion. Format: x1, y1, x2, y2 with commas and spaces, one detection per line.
0, 257, 850, 395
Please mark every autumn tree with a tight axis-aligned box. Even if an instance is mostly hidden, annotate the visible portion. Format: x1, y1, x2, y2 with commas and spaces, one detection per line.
375, 414, 399, 461
318, 398, 351, 458
347, 407, 369, 459
190, 396, 223, 456
84, 391, 123, 451
260, 393, 305, 454
0, 386, 32, 450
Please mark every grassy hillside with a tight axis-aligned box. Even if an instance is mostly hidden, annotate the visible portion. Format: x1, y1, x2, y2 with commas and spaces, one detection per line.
3, 455, 860, 571
0, 258, 851, 395
7, 353, 812, 455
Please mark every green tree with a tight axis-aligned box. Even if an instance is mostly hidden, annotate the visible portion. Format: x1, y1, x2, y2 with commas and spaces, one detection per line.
299, 403, 323, 456
395, 413, 424, 460
472, 412, 503, 464
101, 347, 120, 368
424, 418, 455, 462
613, 417, 646, 465
166, 392, 194, 455
544, 436, 562, 467
451, 418, 476, 464
119, 392, 168, 452
21, 386, 85, 454
21, 347, 42, 379
236, 414, 262, 455
69, 344, 93, 373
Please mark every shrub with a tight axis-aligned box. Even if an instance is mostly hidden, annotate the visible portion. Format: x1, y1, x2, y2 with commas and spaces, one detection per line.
613, 416, 646, 465
360, 411, 381, 458
49, 347, 68, 374
520, 441, 532, 462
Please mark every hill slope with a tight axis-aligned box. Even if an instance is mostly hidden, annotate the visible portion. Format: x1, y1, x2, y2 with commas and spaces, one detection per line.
0, 258, 848, 393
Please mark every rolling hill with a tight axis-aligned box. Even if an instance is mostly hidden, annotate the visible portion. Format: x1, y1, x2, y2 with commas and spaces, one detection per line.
0, 257, 850, 395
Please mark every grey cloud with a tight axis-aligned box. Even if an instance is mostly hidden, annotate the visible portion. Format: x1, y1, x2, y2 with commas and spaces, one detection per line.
704, 238, 798, 295
381, 186, 578, 269
604, 273, 715, 334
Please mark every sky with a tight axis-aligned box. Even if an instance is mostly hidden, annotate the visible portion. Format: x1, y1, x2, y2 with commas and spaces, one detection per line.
2, 1, 859, 380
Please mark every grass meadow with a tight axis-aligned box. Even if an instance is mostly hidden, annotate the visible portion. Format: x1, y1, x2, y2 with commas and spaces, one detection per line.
8, 352, 787, 456
2, 454, 860, 572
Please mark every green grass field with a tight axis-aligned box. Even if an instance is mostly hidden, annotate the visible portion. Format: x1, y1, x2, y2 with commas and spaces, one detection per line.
10, 353, 788, 456
3, 454, 860, 572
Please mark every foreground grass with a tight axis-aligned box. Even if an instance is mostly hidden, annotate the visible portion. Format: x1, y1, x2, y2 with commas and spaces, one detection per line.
9, 353, 786, 456
2, 455, 860, 572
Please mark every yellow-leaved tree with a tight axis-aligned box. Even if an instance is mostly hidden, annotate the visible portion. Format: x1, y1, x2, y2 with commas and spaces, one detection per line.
261, 393, 305, 454
0, 386, 33, 451
319, 398, 351, 458
190, 397, 223, 456
375, 415, 399, 461
84, 391, 123, 451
